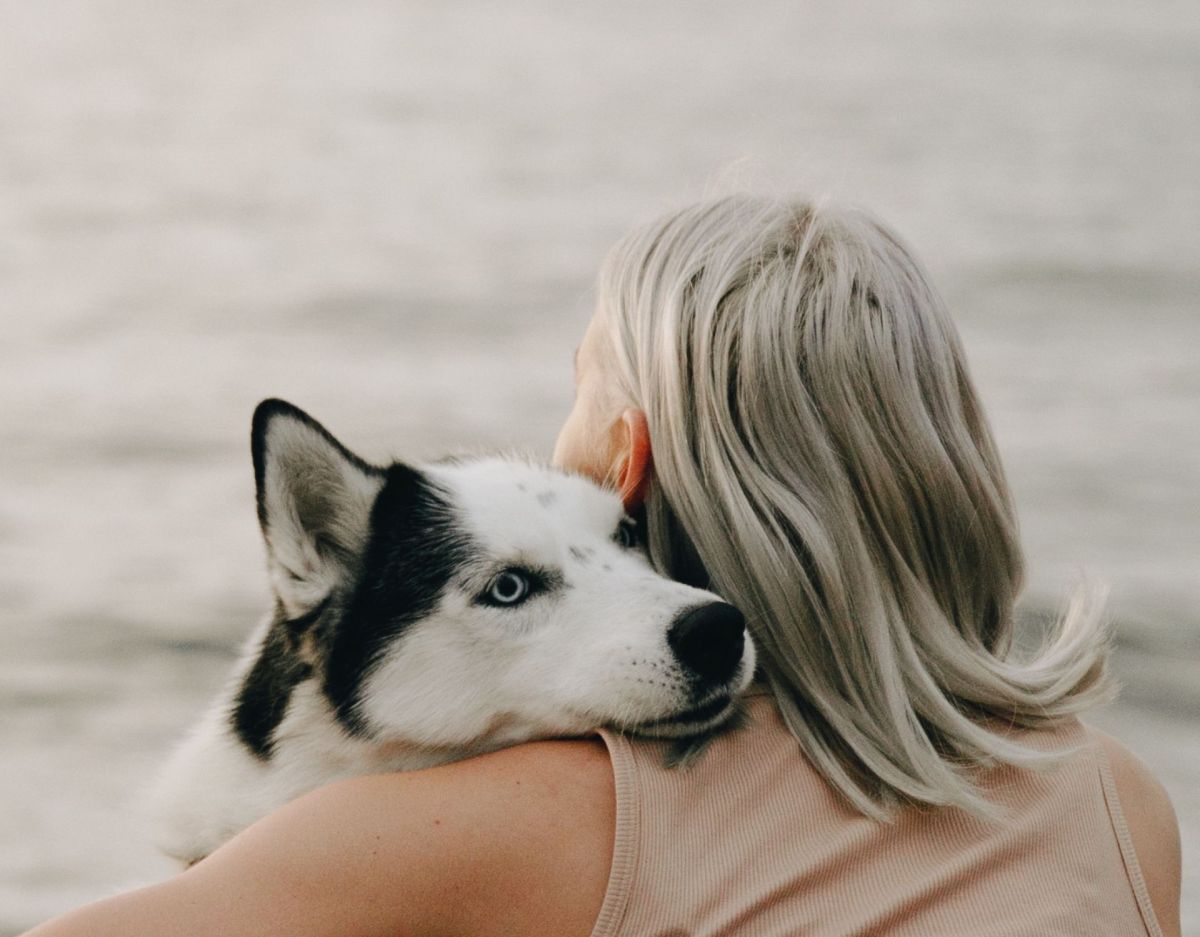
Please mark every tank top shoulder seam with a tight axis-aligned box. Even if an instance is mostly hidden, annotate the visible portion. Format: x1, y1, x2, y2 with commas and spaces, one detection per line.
591, 729, 642, 937
1091, 727, 1165, 937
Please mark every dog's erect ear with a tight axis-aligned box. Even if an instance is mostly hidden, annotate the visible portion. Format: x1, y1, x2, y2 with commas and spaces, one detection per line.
251, 399, 385, 617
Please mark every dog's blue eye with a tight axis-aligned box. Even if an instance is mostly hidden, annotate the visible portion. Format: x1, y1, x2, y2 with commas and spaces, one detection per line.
615, 519, 638, 549
484, 570, 531, 606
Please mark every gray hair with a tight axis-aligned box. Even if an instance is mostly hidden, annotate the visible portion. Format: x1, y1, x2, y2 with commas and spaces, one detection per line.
598, 194, 1113, 818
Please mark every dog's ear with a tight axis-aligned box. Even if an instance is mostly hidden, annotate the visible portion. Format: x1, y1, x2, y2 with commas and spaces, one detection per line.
251, 399, 385, 617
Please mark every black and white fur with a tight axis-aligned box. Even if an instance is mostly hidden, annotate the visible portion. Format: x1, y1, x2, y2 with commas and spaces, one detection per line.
151, 400, 756, 864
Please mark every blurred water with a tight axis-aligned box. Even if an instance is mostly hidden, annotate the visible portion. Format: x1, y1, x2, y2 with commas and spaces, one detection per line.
1, 1, 1197, 932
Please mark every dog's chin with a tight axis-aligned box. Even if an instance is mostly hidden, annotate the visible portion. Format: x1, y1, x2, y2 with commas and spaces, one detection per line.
621, 692, 739, 741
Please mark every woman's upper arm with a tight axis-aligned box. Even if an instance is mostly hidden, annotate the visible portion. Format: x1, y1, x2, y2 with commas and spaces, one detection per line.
1095, 730, 1182, 937
26, 738, 615, 937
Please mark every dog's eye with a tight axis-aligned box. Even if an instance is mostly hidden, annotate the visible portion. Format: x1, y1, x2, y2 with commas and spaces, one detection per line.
615, 519, 639, 549
482, 570, 531, 607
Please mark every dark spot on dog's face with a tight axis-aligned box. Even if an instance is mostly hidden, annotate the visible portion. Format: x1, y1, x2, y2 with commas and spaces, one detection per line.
536, 490, 557, 507
568, 545, 590, 564
322, 464, 473, 736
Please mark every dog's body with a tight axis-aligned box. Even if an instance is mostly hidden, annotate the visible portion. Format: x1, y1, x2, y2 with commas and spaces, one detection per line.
151, 400, 755, 865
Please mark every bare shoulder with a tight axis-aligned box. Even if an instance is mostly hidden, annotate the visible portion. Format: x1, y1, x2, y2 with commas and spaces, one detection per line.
177, 738, 615, 937
1089, 727, 1181, 937
371, 737, 617, 936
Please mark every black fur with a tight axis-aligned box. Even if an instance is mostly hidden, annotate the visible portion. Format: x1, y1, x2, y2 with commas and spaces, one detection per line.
241, 400, 473, 749
322, 463, 473, 735
232, 607, 315, 759
250, 398, 384, 531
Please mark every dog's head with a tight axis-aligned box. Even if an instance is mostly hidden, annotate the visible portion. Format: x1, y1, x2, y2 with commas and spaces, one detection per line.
245, 399, 756, 756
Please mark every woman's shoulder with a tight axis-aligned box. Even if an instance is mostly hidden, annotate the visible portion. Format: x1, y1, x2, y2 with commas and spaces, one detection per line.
1084, 725, 1182, 937
190, 739, 616, 937
23, 740, 617, 937
347, 738, 617, 937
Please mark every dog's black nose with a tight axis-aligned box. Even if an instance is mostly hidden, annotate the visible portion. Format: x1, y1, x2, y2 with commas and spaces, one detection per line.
668, 602, 746, 686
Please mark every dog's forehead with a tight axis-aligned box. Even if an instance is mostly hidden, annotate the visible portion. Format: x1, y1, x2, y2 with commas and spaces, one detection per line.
425, 458, 622, 552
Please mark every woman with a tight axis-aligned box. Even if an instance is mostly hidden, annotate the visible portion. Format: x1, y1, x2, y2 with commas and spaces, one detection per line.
28, 195, 1181, 936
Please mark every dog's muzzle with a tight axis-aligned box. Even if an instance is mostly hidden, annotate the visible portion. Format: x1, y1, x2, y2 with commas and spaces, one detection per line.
621, 601, 750, 741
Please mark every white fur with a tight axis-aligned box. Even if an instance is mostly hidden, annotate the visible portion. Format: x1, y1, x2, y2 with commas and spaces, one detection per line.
150, 439, 755, 865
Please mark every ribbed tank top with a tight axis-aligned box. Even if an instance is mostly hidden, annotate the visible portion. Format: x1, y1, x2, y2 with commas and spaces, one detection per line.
593, 688, 1163, 937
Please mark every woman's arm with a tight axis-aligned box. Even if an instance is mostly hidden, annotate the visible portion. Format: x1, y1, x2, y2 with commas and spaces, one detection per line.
24, 738, 615, 937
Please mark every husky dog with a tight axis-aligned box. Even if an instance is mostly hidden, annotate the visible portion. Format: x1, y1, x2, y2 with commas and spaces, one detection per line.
151, 399, 756, 864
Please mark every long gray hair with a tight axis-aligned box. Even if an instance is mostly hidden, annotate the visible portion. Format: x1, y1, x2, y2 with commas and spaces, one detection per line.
598, 195, 1112, 817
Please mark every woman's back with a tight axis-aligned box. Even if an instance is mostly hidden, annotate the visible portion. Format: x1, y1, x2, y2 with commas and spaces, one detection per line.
594, 689, 1166, 937
22, 194, 1181, 937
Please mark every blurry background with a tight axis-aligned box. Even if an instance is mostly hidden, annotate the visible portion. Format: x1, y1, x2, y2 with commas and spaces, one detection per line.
1, 0, 1197, 932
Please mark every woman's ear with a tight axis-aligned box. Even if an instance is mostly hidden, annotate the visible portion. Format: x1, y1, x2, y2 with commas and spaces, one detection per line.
615, 408, 653, 511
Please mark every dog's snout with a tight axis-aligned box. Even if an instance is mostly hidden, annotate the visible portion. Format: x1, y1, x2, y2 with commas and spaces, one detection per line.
668, 602, 746, 686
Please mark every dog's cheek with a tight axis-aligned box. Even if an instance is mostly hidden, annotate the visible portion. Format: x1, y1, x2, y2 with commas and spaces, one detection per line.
358, 634, 514, 746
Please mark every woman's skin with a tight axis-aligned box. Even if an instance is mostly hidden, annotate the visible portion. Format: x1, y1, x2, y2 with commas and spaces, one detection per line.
24, 311, 1181, 937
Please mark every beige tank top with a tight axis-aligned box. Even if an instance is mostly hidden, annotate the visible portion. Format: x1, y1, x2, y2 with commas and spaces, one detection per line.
593, 688, 1163, 937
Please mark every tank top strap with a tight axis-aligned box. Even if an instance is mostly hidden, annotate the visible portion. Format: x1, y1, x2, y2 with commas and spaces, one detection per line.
591, 728, 640, 937
1089, 727, 1166, 937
